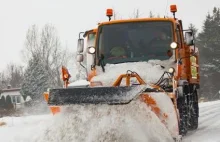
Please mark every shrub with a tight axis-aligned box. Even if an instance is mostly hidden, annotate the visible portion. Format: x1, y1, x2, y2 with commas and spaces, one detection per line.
5, 95, 14, 110
0, 96, 6, 109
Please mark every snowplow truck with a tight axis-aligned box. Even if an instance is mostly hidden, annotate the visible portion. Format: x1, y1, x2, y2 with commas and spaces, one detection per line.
43, 4, 200, 138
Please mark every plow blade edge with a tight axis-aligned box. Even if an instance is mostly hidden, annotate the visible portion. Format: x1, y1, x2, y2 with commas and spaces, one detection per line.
47, 85, 146, 105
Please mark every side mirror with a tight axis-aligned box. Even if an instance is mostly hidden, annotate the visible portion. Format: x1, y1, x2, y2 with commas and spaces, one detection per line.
185, 31, 194, 46
76, 54, 83, 62
77, 38, 84, 53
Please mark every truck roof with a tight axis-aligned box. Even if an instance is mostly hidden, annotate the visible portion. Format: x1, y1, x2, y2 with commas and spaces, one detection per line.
83, 29, 97, 37
98, 17, 177, 26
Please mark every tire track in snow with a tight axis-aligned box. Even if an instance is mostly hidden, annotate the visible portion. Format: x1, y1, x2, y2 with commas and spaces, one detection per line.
198, 111, 220, 130
199, 103, 220, 113
197, 102, 220, 131
183, 100, 220, 142
199, 105, 220, 118
198, 102, 220, 125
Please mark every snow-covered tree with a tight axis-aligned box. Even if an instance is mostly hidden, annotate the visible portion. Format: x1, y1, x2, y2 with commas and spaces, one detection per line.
188, 23, 198, 38
22, 24, 72, 88
197, 7, 220, 100
20, 55, 51, 102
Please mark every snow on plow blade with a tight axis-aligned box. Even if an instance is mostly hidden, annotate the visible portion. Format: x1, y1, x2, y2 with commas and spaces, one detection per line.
47, 85, 147, 105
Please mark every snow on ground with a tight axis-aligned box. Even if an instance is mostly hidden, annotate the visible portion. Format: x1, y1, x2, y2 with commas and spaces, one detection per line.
0, 100, 220, 142
0, 114, 53, 142
182, 100, 220, 142
0, 100, 174, 142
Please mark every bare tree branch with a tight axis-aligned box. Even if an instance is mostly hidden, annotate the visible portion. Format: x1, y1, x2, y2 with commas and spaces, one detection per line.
23, 24, 72, 87
149, 11, 154, 18
0, 63, 24, 88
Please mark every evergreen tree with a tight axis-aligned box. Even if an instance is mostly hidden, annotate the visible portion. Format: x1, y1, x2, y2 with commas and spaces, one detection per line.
0, 96, 6, 109
197, 7, 220, 100
20, 55, 52, 103
5, 95, 14, 110
188, 23, 198, 38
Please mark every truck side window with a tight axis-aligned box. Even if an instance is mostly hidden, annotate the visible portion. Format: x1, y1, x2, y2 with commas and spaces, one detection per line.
176, 25, 182, 44
87, 33, 95, 47
98, 30, 104, 56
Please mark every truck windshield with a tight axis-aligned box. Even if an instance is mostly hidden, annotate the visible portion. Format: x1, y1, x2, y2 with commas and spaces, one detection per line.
97, 21, 174, 64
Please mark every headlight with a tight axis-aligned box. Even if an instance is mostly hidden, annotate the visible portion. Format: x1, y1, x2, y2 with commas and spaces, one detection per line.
170, 42, 177, 49
88, 47, 96, 54
168, 67, 175, 74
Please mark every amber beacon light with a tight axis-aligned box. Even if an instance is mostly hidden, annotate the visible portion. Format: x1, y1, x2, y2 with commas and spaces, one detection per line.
170, 5, 177, 12
106, 8, 113, 21
170, 4, 177, 19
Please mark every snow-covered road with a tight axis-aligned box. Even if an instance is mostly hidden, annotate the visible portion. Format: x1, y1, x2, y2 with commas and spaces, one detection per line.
0, 100, 220, 142
183, 100, 220, 142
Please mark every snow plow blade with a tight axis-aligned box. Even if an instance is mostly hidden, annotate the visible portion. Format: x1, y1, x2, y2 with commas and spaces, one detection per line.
47, 85, 147, 105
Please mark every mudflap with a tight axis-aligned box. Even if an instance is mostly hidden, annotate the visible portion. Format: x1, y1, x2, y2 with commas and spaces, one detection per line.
47, 85, 147, 105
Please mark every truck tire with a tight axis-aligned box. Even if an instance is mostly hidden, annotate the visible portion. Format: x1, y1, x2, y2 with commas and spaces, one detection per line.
177, 96, 188, 136
188, 89, 199, 130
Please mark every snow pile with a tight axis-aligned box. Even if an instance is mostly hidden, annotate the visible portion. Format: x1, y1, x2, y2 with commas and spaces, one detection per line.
36, 99, 174, 142
91, 59, 175, 86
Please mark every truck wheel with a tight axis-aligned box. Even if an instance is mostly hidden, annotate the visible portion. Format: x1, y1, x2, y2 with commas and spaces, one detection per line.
189, 89, 199, 130
177, 96, 188, 136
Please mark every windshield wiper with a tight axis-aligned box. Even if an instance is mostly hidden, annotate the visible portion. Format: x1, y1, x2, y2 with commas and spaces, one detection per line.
106, 60, 165, 69
156, 64, 165, 69
98, 54, 105, 72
